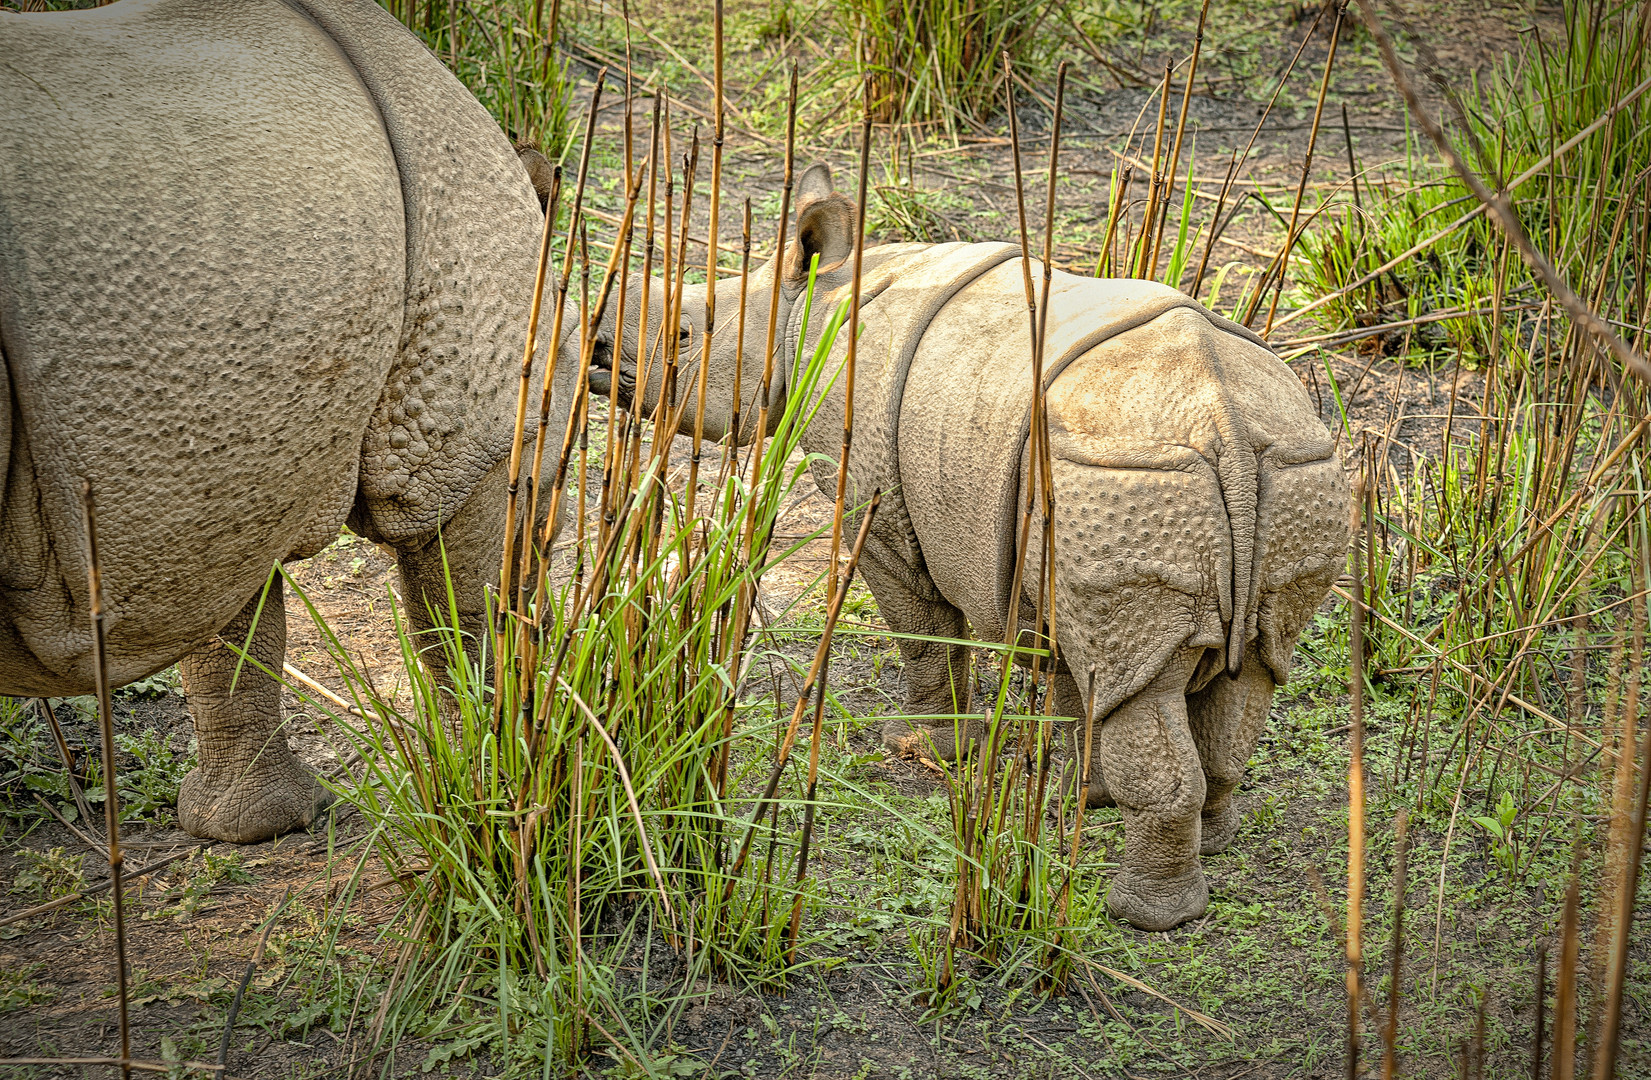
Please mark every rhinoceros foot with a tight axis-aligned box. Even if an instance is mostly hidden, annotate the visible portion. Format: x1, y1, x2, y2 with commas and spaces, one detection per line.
1199, 798, 1241, 856
178, 756, 333, 844
1106, 865, 1209, 932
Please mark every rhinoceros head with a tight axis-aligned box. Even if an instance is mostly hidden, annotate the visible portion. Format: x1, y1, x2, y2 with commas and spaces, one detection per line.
587, 163, 860, 445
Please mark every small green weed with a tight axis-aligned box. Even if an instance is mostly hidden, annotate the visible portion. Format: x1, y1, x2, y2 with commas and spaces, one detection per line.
11, 847, 86, 900
0, 963, 53, 1012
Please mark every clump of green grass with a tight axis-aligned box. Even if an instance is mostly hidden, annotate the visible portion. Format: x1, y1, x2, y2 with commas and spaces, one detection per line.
841, 0, 1049, 133
382, 0, 572, 158
288, 237, 856, 1068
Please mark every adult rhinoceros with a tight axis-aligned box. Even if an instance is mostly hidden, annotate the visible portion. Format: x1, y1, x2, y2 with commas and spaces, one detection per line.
0, 0, 572, 842
592, 165, 1350, 930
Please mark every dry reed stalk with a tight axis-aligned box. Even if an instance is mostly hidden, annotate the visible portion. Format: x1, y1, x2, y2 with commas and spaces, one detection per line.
626, 94, 663, 494
516, 72, 604, 654
1149, 0, 1210, 275
711, 68, 798, 800
684, 0, 726, 532
789, 495, 884, 957
1348, 463, 1368, 1079
596, 63, 637, 558
724, 490, 882, 900
1551, 827, 1584, 1080
1588, 556, 1645, 1051
1094, 162, 1132, 278
37, 698, 96, 830
0, 845, 201, 929
824, 77, 874, 607
717, 199, 753, 493
792, 78, 874, 959
1135, 61, 1173, 279
503, 164, 563, 678
738, 65, 797, 561
567, 736, 583, 1060
1534, 942, 1548, 1079
1382, 808, 1410, 1080
1026, 61, 1069, 850
1189, 149, 1238, 298
82, 482, 131, 1080
1357, 0, 1651, 383
1258, 2, 1343, 333
540, 154, 652, 573
655, 131, 699, 477
1592, 647, 1651, 1076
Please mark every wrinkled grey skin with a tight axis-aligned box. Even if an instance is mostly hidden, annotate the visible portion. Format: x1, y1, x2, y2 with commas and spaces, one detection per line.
0, 0, 574, 843
593, 165, 1349, 930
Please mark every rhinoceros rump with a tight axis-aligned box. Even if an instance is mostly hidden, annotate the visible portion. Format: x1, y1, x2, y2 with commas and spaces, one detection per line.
593, 164, 1349, 931
0, 0, 573, 842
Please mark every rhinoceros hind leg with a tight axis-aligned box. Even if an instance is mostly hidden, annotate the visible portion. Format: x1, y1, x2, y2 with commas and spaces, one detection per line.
1098, 651, 1208, 932
1053, 670, 1114, 808
1186, 643, 1277, 857
391, 458, 522, 695
177, 578, 332, 844
860, 558, 981, 761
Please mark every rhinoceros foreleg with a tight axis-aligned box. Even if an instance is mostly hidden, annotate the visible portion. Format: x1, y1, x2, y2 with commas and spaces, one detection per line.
177, 577, 333, 843
1186, 642, 1277, 856
1096, 647, 1209, 931
863, 557, 980, 761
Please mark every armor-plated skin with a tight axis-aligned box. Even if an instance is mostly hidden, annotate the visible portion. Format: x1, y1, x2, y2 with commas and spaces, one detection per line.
593, 165, 1349, 931
0, 0, 573, 842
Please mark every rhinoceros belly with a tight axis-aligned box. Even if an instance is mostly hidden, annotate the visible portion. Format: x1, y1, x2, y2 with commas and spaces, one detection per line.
0, 0, 405, 693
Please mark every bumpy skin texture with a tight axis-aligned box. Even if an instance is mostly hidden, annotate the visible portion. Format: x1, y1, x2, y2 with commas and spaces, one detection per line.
591, 167, 1349, 931
0, 0, 571, 844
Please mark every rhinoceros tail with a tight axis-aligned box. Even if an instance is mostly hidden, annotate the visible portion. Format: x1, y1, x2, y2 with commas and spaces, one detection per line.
1213, 405, 1259, 679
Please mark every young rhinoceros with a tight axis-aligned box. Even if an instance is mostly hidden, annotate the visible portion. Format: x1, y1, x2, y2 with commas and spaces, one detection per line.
592, 165, 1349, 930
0, 0, 575, 843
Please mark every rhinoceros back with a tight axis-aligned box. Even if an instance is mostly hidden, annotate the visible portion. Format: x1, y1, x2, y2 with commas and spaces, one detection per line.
0, 0, 412, 692
898, 266, 1347, 721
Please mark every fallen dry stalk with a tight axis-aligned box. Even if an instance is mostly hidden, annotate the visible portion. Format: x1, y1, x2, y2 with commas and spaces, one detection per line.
0, 845, 203, 929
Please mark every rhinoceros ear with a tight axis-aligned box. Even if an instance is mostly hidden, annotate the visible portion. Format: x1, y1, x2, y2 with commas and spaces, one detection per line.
783, 164, 856, 294
798, 162, 834, 201
515, 144, 557, 211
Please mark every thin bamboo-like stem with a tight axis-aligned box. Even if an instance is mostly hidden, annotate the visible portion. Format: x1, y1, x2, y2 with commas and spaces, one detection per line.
1533, 943, 1548, 1080
1382, 808, 1409, 1080
1348, 464, 1368, 1080
1189, 149, 1237, 299
725, 490, 882, 901
825, 78, 873, 607
738, 65, 798, 562
718, 199, 753, 493
627, 94, 662, 493
1149, 0, 1210, 274
1259, 2, 1342, 333
1593, 659, 1651, 1077
1135, 61, 1173, 279
499, 167, 559, 625
534, 153, 652, 622
793, 78, 873, 957
518, 71, 604, 644
1551, 827, 1584, 1080
82, 481, 131, 1080
684, 0, 725, 532
1094, 163, 1132, 278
